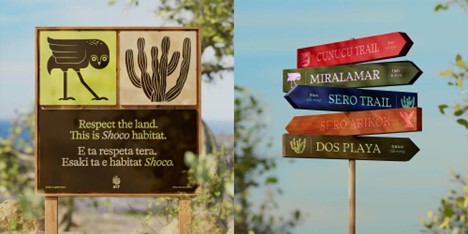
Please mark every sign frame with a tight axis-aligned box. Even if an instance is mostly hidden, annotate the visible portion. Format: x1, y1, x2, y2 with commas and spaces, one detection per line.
35, 27, 202, 197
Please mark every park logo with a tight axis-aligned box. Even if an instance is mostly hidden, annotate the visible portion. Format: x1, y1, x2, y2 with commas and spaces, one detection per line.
112, 175, 121, 189
125, 36, 191, 102
290, 138, 306, 154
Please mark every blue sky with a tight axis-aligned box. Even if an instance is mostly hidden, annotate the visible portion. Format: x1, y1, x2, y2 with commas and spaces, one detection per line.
235, 0, 468, 233
0, 0, 233, 131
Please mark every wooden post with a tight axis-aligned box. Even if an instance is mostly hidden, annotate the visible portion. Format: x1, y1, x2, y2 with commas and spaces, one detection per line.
348, 160, 356, 234
44, 197, 58, 234
179, 198, 192, 234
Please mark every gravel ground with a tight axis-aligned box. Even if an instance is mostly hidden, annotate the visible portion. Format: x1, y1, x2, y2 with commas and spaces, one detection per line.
59, 211, 171, 234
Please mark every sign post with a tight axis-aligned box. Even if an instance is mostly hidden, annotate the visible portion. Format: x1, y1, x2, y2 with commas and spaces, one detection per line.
36, 27, 201, 233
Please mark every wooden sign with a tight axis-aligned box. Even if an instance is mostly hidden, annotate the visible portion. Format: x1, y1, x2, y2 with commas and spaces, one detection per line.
285, 85, 417, 111
283, 61, 422, 92
297, 32, 413, 68
285, 107, 422, 135
283, 134, 419, 161
35, 27, 201, 196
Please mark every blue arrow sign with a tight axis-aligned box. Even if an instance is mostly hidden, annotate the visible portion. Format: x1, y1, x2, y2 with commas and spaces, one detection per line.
284, 85, 417, 111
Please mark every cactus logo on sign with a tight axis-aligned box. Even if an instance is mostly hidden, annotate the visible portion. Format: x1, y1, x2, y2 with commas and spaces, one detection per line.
120, 31, 198, 105
290, 138, 306, 154
400, 96, 415, 108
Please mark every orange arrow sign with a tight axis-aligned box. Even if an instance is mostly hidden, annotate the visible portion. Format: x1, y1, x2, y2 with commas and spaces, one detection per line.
285, 107, 422, 135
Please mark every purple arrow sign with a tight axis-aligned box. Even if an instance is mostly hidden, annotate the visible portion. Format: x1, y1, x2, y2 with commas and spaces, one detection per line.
285, 85, 417, 112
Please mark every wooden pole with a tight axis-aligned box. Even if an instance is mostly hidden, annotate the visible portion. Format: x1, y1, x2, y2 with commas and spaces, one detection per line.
348, 160, 356, 234
179, 198, 192, 234
44, 197, 58, 234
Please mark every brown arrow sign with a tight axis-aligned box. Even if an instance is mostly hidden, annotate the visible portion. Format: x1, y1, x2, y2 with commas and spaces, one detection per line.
285, 107, 422, 135
283, 134, 420, 161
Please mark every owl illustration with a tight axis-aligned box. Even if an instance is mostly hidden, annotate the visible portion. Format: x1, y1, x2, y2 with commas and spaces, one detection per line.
47, 37, 110, 100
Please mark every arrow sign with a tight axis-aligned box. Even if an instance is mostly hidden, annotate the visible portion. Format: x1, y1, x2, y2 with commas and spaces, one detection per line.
283, 134, 419, 161
285, 107, 422, 135
297, 32, 413, 68
285, 85, 418, 111
283, 61, 422, 92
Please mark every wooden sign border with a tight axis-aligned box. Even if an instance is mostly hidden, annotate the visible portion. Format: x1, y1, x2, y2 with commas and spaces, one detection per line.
284, 85, 418, 112
35, 27, 201, 197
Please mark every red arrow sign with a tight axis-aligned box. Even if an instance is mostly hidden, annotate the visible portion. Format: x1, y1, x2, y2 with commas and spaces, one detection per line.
285, 107, 422, 135
297, 32, 413, 68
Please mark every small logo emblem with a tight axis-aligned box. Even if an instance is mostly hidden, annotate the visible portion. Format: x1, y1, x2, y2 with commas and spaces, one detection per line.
300, 51, 311, 67
290, 138, 306, 154
112, 175, 121, 189
287, 72, 301, 88
400, 111, 414, 128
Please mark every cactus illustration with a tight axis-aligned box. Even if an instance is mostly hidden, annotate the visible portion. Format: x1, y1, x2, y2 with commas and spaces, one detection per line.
125, 36, 191, 102
290, 138, 306, 154
401, 96, 415, 108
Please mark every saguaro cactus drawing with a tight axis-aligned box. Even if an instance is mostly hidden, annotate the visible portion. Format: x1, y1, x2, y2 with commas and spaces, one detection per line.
401, 96, 415, 108
125, 36, 191, 102
290, 138, 306, 154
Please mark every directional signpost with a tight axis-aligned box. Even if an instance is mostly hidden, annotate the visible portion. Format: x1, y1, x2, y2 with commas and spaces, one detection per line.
282, 32, 422, 234
286, 107, 422, 135
283, 134, 419, 161
297, 32, 413, 68
285, 85, 417, 111
283, 61, 422, 92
